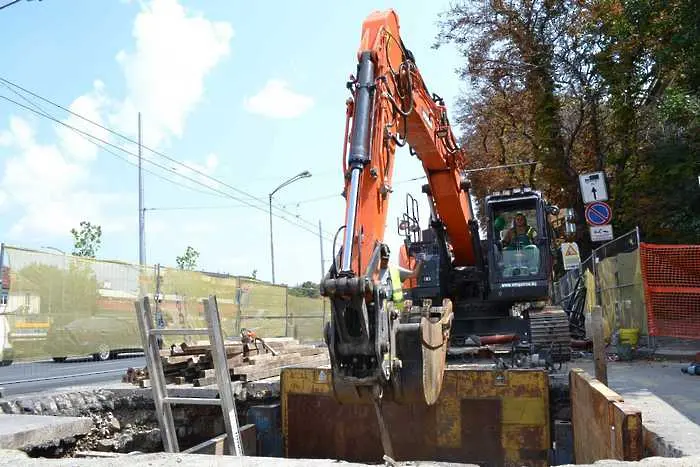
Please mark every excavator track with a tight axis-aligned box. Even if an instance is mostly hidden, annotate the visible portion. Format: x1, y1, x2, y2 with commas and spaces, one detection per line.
529, 305, 571, 363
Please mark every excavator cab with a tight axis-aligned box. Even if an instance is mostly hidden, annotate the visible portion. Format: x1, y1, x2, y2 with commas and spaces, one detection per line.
485, 187, 558, 303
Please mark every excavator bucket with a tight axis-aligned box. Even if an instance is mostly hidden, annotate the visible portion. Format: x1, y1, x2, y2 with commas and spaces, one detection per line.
281, 365, 551, 466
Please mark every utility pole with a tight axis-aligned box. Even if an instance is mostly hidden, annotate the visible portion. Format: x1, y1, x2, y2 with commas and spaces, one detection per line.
318, 220, 325, 279
138, 112, 146, 267
269, 193, 275, 284
319, 220, 326, 335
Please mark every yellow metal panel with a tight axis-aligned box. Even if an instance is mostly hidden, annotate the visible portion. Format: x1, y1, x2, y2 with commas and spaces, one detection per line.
435, 373, 461, 448
282, 366, 551, 466
502, 397, 547, 425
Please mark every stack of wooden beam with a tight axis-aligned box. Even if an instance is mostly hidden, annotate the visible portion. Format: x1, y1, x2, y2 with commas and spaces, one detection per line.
122, 337, 329, 388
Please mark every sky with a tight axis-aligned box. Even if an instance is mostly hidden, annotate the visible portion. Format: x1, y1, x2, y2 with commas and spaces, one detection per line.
0, 0, 470, 287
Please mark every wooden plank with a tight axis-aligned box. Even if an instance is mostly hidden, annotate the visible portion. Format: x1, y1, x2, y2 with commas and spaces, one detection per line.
591, 306, 608, 385
126, 339, 326, 386
193, 376, 217, 387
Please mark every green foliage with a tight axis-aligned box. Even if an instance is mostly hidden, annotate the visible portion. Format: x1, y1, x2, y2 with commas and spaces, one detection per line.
70, 221, 102, 258
435, 0, 699, 245
288, 281, 320, 298
175, 246, 199, 270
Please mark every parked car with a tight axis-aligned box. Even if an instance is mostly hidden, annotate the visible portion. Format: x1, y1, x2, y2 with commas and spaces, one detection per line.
44, 315, 143, 362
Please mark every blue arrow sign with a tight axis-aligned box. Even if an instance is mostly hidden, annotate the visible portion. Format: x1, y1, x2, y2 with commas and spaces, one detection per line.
585, 201, 612, 226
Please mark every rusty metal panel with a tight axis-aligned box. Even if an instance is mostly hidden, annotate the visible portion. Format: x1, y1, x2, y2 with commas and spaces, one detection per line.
570, 368, 643, 463
281, 366, 550, 467
613, 401, 643, 461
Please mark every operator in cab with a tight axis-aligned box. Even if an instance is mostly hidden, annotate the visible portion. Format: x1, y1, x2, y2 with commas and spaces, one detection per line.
503, 212, 537, 249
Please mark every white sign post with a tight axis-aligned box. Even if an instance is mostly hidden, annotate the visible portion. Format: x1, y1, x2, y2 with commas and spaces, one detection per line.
579, 171, 609, 204
560, 242, 581, 270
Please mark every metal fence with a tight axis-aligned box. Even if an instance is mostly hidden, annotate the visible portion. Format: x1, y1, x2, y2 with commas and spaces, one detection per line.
553, 228, 649, 345
0, 244, 329, 363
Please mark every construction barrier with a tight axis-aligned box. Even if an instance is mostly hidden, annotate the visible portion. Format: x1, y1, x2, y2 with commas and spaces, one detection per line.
639, 243, 700, 339
0, 244, 328, 362
554, 228, 648, 343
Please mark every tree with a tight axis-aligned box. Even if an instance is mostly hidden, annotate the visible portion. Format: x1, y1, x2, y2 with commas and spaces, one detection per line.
176, 246, 200, 270
251, 269, 258, 280
434, 0, 700, 248
70, 221, 102, 258
289, 281, 320, 298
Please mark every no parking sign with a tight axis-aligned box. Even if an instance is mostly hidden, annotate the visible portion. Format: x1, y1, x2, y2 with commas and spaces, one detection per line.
585, 201, 612, 226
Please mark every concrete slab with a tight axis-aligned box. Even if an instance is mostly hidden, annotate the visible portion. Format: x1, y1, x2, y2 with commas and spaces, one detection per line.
0, 450, 478, 466
569, 360, 700, 457
1, 450, 700, 467
0, 414, 94, 450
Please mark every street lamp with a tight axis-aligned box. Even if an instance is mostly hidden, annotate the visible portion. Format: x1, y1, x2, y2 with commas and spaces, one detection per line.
269, 170, 312, 284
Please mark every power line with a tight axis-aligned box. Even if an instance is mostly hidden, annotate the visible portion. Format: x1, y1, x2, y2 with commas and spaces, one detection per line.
0, 82, 227, 200
0, 92, 231, 199
0, 76, 323, 232
145, 205, 249, 211
0, 0, 22, 11
0, 92, 334, 242
284, 161, 540, 207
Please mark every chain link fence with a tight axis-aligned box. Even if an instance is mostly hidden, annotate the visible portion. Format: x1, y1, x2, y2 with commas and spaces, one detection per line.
553, 228, 649, 346
0, 244, 328, 364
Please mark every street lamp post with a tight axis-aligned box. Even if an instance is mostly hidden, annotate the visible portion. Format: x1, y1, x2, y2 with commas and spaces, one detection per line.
269, 171, 311, 284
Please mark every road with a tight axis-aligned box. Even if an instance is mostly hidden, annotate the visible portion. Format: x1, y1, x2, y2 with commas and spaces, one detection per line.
0, 354, 145, 397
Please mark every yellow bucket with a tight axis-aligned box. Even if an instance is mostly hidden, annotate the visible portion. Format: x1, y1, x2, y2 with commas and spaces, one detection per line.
619, 328, 639, 346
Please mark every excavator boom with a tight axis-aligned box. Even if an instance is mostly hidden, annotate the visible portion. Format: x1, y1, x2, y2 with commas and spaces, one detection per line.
321, 9, 475, 407
338, 10, 475, 277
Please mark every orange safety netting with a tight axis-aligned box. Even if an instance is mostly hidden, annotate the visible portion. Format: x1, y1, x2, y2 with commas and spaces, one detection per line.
639, 243, 700, 338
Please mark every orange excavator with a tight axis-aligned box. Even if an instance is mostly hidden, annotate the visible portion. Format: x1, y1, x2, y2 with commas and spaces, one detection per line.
320, 9, 570, 409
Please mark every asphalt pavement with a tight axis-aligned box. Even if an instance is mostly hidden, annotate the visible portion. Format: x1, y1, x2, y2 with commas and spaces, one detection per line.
0, 354, 145, 397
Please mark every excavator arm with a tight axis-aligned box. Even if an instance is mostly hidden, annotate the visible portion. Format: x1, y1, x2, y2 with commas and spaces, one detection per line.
321, 9, 475, 407
337, 10, 475, 276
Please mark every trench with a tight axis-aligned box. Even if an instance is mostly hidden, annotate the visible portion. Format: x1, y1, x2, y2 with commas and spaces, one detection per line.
0, 385, 282, 459
1, 375, 575, 464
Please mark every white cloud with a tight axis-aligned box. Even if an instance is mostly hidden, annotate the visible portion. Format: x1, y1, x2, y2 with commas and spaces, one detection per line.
244, 79, 314, 119
0, 129, 15, 147
109, 0, 234, 149
172, 152, 220, 189
56, 80, 112, 162
0, 116, 126, 238
0, 0, 234, 242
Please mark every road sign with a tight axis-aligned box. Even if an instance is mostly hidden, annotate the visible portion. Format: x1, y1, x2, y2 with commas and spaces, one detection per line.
585, 201, 612, 226
560, 242, 581, 270
590, 224, 614, 242
579, 171, 608, 204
